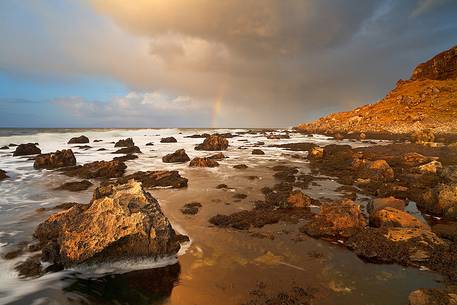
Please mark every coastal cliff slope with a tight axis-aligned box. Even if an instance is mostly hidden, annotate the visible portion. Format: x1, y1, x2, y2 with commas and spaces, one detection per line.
296, 45, 457, 136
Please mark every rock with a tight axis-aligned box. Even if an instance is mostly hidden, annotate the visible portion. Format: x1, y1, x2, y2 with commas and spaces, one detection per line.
162, 149, 190, 163
145, 142, 154, 146
56, 180, 93, 192
334, 133, 344, 140
321, 145, 354, 170
189, 157, 219, 167
442, 166, 457, 183
308, 147, 324, 160
0, 145, 9, 150
411, 44, 457, 80
367, 197, 406, 214
113, 154, 139, 162
93, 139, 102, 142
114, 138, 134, 147
0, 169, 8, 181
33, 180, 183, 266
13, 143, 41, 156
181, 202, 202, 215
357, 160, 395, 183
252, 149, 265, 155
234, 164, 248, 169
432, 222, 457, 241
287, 190, 312, 208
359, 133, 366, 140
408, 286, 457, 305
208, 152, 226, 160
346, 227, 446, 264
411, 129, 435, 143
436, 183, 457, 218
399, 152, 433, 167
33, 149, 76, 169
216, 183, 229, 189
52, 202, 80, 210
160, 137, 177, 143
195, 135, 228, 151
113, 146, 142, 154
68, 135, 89, 144
370, 207, 429, 229
270, 142, 317, 151
301, 199, 366, 239
113, 171, 188, 188
15, 254, 43, 278
61, 160, 126, 179
233, 193, 247, 199
418, 161, 443, 174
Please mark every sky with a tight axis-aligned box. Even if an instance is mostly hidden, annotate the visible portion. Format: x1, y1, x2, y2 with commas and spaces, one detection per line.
0, 0, 457, 128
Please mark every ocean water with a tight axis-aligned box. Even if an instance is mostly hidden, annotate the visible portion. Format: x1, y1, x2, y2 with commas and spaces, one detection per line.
0, 128, 443, 305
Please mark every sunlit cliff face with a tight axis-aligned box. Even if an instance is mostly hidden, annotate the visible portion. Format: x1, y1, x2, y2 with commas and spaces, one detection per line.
0, 0, 457, 127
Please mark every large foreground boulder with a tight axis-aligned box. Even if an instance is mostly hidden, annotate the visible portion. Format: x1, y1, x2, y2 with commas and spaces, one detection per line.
301, 199, 366, 239
13, 143, 41, 156
195, 135, 228, 151
61, 160, 126, 179
68, 135, 89, 144
162, 149, 190, 163
34, 180, 183, 266
34, 149, 76, 169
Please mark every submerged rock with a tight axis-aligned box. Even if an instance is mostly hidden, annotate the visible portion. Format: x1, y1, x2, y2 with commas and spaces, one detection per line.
34, 149, 76, 169
61, 160, 126, 179
13, 143, 41, 156
160, 137, 177, 143
208, 152, 226, 160
33, 180, 183, 267
56, 180, 93, 192
181, 202, 202, 215
195, 135, 228, 151
301, 199, 366, 240
113, 170, 188, 188
234, 164, 248, 169
68, 135, 89, 144
112, 154, 139, 162
162, 149, 190, 163
114, 138, 134, 147
189, 157, 219, 167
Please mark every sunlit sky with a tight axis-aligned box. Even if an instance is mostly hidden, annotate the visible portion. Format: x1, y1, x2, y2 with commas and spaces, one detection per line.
1, 0, 456, 128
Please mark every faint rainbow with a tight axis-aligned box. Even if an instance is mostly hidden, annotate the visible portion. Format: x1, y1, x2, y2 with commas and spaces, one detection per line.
211, 85, 226, 128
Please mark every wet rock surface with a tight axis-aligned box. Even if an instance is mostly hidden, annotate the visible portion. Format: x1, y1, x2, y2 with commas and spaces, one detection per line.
56, 179, 93, 192
408, 285, 457, 305
112, 170, 188, 188
113, 146, 142, 154
68, 135, 89, 144
195, 135, 229, 151
114, 138, 134, 147
30, 180, 183, 267
0, 169, 8, 180
13, 143, 41, 156
112, 154, 139, 162
181, 202, 202, 215
369, 207, 429, 229
189, 157, 219, 167
161, 137, 177, 143
162, 149, 190, 163
61, 160, 126, 179
252, 149, 265, 155
33, 149, 76, 169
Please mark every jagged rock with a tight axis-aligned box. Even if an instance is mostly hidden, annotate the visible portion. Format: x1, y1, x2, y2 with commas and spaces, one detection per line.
367, 197, 406, 214
301, 199, 366, 240
61, 160, 126, 179
113, 171, 188, 188
160, 137, 177, 143
13, 143, 41, 156
68, 136, 89, 144
195, 135, 228, 151
321, 144, 354, 169
308, 147, 324, 160
113, 146, 142, 154
189, 157, 219, 167
208, 152, 226, 160
357, 160, 395, 183
398, 152, 434, 167
113, 154, 139, 162
411, 129, 435, 143
114, 138, 134, 147
252, 149, 265, 155
418, 160, 443, 174
162, 149, 190, 163
181, 202, 202, 215
436, 183, 457, 218
411, 45, 457, 80
0, 169, 8, 181
33, 181, 183, 267
409, 286, 457, 305
56, 180, 93, 192
369, 207, 429, 229
287, 190, 312, 208
34, 149, 76, 169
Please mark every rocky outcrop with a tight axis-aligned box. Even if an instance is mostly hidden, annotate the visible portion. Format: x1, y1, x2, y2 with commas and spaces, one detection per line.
0, 169, 8, 181
114, 138, 134, 147
68, 136, 89, 144
160, 137, 177, 143
61, 160, 126, 179
112, 171, 188, 188
369, 207, 429, 229
33, 149, 76, 169
33, 180, 183, 267
301, 199, 366, 240
56, 180, 93, 192
13, 143, 41, 156
296, 45, 457, 137
189, 157, 219, 167
409, 286, 457, 305
367, 197, 406, 214
113, 146, 142, 154
195, 135, 228, 151
162, 149, 190, 163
